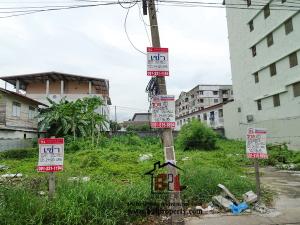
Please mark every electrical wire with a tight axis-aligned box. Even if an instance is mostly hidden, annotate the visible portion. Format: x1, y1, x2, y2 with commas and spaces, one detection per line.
0, 0, 299, 19
123, 5, 147, 55
137, 1, 151, 45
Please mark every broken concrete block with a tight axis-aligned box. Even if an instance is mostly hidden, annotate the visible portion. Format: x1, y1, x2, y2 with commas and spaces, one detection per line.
243, 190, 258, 204
218, 184, 239, 204
212, 195, 234, 210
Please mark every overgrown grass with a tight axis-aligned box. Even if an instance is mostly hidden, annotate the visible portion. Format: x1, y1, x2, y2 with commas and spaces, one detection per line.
1, 135, 298, 224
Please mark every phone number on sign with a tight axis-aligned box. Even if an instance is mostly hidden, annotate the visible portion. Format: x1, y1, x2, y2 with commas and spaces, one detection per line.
151, 122, 175, 128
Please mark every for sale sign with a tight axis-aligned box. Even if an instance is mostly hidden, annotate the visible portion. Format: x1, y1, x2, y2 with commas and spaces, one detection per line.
147, 47, 169, 76
37, 138, 64, 172
246, 128, 268, 159
151, 95, 175, 128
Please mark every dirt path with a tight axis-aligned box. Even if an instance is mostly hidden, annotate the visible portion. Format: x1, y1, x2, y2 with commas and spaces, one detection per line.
185, 167, 300, 225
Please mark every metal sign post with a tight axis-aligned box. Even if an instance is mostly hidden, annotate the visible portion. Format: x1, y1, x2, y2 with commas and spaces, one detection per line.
246, 128, 268, 201
37, 137, 64, 199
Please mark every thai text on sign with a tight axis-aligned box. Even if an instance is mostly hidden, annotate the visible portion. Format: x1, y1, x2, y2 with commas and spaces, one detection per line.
37, 138, 64, 172
246, 128, 268, 159
151, 95, 175, 128
147, 47, 169, 76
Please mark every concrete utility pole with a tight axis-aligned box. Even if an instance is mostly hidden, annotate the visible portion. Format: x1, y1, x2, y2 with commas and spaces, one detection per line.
147, 1, 184, 224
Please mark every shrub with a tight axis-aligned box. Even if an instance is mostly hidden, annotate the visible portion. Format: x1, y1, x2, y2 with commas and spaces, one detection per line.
176, 120, 217, 150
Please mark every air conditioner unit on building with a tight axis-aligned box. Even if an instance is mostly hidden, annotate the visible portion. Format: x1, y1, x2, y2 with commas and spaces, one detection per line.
246, 115, 254, 123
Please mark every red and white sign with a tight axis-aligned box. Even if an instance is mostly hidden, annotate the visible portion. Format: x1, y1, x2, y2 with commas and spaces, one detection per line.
151, 95, 175, 128
147, 47, 169, 76
37, 138, 64, 172
246, 128, 268, 159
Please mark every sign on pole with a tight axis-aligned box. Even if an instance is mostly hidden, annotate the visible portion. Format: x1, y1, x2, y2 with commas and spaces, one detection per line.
151, 95, 175, 128
246, 128, 267, 201
37, 138, 64, 172
147, 47, 169, 76
246, 128, 268, 159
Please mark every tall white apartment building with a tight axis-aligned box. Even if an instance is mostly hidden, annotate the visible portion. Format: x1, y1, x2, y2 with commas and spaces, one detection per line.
224, 0, 300, 149
175, 85, 233, 130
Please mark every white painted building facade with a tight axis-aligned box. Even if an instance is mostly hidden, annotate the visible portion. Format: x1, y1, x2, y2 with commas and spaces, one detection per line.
224, 1, 300, 149
175, 85, 233, 131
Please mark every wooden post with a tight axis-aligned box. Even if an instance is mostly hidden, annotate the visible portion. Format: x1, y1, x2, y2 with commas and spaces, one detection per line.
49, 136, 56, 199
48, 172, 55, 199
254, 159, 261, 202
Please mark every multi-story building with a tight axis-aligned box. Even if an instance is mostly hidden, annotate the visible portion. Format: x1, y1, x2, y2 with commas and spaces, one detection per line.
175, 85, 233, 130
0, 72, 111, 121
224, 1, 300, 149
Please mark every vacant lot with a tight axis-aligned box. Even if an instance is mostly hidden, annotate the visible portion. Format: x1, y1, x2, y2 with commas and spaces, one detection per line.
0, 135, 299, 225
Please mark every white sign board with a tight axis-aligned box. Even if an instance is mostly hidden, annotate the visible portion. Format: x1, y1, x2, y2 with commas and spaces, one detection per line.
151, 95, 175, 128
147, 47, 169, 76
37, 138, 64, 172
246, 128, 268, 159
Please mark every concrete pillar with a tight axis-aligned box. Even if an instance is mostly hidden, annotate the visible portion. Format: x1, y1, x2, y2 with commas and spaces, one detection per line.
16, 80, 20, 93
46, 80, 49, 96
60, 80, 64, 96
88, 81, 92, 95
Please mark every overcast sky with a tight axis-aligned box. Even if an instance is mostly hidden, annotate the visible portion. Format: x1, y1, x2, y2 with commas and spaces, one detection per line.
0, 1, 232, 121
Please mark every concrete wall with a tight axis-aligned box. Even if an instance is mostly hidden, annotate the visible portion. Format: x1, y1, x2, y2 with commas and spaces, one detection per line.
4, 94, 38, 129
0, 139, 34, 152
225, 1, 300, 149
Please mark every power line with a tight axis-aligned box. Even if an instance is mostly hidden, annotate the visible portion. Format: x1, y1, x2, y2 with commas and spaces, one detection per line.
123, 5, 147, 55
137, 1, 151, 45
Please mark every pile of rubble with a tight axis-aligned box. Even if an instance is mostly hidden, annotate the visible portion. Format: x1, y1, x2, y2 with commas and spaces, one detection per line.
193, 184, 269, 216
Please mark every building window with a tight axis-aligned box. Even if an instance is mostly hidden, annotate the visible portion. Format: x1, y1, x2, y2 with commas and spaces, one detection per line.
197, 115, 201, 121
249, 20, 254, 32
257, 100, 262, 110
264, 4, 270, 19
293, 82, 300, 97
246, 0, 251, 6
285, 18, 293, 35
191, 94, 194, 98
199, 91, 203, 95
270, 63, 277, 76
238, 107, 241, 113
222, 90, 228, 94
213, 91, 218, 95
203, 113, 207, 120
273, 94, 280, 107
267, 33, 273, 47
185, 98, 188, 102
218, 109, 223, 117
199, 98, 204, 103
251, 45, 256, 57
28, 106, 36, 120
214, 99, 219, 103
282, 0, 286, 2
12, 102, 21, 117
289, 52, 298, 68
254, 72, 259, 83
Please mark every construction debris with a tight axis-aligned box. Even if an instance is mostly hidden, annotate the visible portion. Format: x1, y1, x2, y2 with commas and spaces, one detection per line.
0, 165, 9, 171
138, 153, 153, 162
212, 195, 234, 210
253, 202, 269, 214
1, 173, 22, 178
218, 184, 239, 204
243, 190, 258, 204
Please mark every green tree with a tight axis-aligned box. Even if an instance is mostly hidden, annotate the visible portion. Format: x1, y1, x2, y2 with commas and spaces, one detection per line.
177, 119, 217, 150
38, 96, 107, 141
